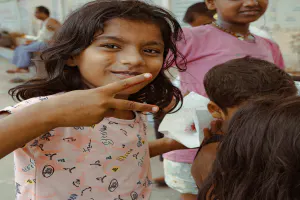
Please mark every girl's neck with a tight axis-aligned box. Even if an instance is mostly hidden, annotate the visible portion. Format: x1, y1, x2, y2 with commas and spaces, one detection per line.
216, 19, 250, 35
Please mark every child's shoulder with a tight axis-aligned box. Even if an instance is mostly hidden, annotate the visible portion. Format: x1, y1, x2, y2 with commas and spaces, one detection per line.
255, 34, 280, 48
182, 24, 216, 40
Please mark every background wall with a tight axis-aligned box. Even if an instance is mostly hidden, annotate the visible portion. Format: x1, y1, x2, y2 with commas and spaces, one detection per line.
0, 0, 299, 71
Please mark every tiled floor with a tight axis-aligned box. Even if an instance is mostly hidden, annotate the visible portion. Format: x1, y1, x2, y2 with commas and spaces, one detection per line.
0, 56, 179, 199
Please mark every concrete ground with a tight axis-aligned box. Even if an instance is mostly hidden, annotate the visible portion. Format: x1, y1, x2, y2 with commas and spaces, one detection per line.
0, 55, 180, 199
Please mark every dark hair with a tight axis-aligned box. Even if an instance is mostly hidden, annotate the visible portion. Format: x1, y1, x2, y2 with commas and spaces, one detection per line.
10, 0, 187, 115
198, 96, 300, 200
204, 56, 297, 113
183, 2, 215, 24
36, 6, 50, 16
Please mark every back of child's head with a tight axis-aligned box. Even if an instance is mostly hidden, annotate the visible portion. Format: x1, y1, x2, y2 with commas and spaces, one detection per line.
183, 2, 215, 25
198, 96, 300, 200
204, 56, 297, 113
10, 0, 186, 114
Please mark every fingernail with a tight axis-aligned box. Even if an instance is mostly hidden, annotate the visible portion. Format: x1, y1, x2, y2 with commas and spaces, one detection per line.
144, 73, 152, 79
152, 107, 159, 112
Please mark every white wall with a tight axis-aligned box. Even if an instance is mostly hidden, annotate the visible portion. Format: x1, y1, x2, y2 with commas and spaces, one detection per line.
0, 0, 65, 35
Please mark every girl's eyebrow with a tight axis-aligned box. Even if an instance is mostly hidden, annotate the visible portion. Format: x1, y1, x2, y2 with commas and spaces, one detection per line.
93, 35, 164, 47
94, 35, 125, 43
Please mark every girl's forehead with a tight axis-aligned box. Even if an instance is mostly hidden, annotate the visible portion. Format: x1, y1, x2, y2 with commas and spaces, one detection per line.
95, 18, 164, 44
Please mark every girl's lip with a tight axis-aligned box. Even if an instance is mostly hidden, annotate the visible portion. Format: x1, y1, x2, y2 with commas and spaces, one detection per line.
110, 71, 142, 76
110, 71, 143, 80
239, 10, 261, 15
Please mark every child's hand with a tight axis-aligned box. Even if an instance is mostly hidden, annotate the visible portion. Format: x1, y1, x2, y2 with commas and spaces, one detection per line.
46, 73, 159, 128
203, 120, 224, 141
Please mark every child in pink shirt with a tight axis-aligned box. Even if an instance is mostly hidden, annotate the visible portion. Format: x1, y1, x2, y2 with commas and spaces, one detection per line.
163, 0, 285, 199
0, 1, 186, 199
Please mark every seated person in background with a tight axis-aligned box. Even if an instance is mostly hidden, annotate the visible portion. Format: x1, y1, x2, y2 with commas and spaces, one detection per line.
191, 56, 297, 188
183, 2, 216, 27
6, 6, 61, 74
198, 96, 300, 200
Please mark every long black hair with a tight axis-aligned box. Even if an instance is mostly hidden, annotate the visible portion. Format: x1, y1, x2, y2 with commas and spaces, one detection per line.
9, 0, 186, 115
198, 96, 300, 200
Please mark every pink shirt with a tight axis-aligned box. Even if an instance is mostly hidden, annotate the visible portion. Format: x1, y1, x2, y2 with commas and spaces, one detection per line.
2, 96, 152, 200
163, 24, 285, 164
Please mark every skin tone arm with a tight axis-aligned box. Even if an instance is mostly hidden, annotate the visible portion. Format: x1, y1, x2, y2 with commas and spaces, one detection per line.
148, 91, 191, 158
46, 18, 61, 32
191, 143, 218, 187
149, 137, 187, 158
0, 73, 159, 159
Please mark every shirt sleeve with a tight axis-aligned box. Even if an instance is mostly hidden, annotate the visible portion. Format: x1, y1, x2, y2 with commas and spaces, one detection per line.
0, 97, 48, 114
263, 38, 285, 69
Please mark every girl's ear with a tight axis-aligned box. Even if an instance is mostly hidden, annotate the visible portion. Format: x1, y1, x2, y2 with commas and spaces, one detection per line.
205, 0, 217, 11
66, 56, 78, 67
207, 101, 224, 120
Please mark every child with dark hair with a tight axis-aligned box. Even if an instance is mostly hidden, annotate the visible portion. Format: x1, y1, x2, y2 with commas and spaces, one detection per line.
183, 2, 216, 27
163, 0, 285, 198
191, 56, 297, 188
0, 0, 186, 199
198, 96, 300, 200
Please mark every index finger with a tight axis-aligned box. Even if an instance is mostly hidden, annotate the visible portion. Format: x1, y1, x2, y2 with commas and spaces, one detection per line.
101, 73, 153, 95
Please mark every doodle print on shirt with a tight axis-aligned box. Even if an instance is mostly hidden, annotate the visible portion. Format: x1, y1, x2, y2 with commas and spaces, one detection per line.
45, 153, 57, 160
81, 187, 92, 196
30, 140, 44, 151
83, 139, 92, 152
22, 158, 35, 172
114, 195, 124, 200
120, 129, 127, 136
63, 137, 76, 142
96, 175, 107, 183
16, 182, 21, 194
130, 191, 138, 200
100, 125, 114, 146
137, 135, 142, 147
40, 132, 53, 141
73, 179, 80, 187
90, 160, 101, 166
64, 167, 76, 173
42, 165, 54, 178
108, 179, 119, 192
68, 194, 78, 200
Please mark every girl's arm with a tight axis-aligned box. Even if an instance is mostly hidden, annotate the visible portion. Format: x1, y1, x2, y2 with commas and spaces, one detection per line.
149, 138, 187, 158
0, 102, 57, 159
0, 74, 158, 159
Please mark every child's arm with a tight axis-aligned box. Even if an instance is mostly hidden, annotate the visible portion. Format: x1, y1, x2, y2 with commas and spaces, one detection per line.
0, 74, 158, 159
149, 138, 187, 158
0, 103, 59, 159
191, 143, 218, 188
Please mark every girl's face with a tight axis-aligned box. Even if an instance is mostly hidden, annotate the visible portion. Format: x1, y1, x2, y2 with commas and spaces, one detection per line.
73, 18, 164, 95
207, 0, 268, 24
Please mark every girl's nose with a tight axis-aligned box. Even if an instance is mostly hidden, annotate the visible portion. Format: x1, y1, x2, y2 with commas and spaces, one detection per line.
120, 47, 146, 67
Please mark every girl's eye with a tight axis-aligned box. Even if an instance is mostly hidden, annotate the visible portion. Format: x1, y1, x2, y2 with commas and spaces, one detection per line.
102, 44, 120, 49
144, 49, 161, 55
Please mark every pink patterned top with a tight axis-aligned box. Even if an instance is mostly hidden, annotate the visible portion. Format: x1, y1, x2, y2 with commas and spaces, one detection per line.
1, 95, 152, 200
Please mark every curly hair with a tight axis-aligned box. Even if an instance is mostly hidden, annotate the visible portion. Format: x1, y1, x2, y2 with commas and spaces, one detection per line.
198, 96, 300, 200
9, 0, 186, 115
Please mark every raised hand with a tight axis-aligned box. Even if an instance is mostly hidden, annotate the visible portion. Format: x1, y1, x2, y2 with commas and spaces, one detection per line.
46, 73, 159, 127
